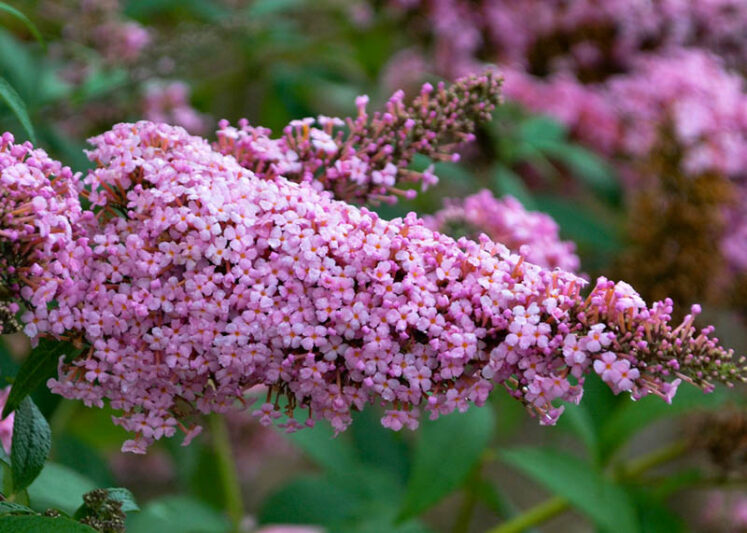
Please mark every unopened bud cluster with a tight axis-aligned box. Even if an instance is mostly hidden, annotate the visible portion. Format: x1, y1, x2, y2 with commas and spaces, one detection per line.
215, 72, 502, 205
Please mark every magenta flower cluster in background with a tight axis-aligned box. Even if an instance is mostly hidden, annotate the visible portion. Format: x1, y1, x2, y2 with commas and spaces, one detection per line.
423, 190, 580, 272
143, 81, 209, 136
383, 0, 747, 276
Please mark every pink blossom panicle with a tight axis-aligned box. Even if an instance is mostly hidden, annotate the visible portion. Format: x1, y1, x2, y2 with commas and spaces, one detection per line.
0, 385, 13, 455
215, 72, 502, 205
423, 190, 580, 272
143, 81, 208, 135
0, 132, 88, 338
4, 122, 739, 453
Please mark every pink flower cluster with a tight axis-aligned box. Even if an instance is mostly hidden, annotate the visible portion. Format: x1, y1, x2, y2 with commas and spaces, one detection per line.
381, 2, 747, 274
0, 132, 87, 336
2, 122, 741, 453
606, 50, 747, 178
73, 0, 150, 64
143, 82, 208, 135
423, 190, 580, 272
509, 50, 747, 272
215, 72, 502, 205
389, 0, 747, 77
0, 386, 13, 454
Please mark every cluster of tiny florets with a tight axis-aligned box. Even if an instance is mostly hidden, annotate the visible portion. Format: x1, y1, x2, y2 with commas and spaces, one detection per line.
423, 190, 580, 272
215, 72, 502, 205
3, 121, 736, 453
0, 132, 89, 336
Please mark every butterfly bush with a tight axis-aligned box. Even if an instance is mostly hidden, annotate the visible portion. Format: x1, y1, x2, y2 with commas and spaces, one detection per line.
0, 132, 88, 336
0, 385, 13, 454
143, 81, 209, 135
423, 190, 580, 272
381, 1, 747, 307
1, 117, 742, 453
215, 72, 502, 205
388, 0, 747, 78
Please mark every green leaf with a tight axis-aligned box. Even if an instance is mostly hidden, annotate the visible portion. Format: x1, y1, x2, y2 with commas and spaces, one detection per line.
558, 402, 599, 461
246, 0, 303, 17
490, 164, 536, 209
0, 439, 9, 467
629, 488, 686, 533
54, 435, 115, 488
27, 463, 96, 515
0, 515, 97, 533
125, 0, 229, 21
284, 423, 359, 476
105, 487, 140, 513
600, 386, 728, 461
397, 407, 494, 522
126, 495, 232, 533
351, 408, 410, 484
0, 76, 35, 143
534, 195, 621, 254
501, 447, 639, 533
258, 475, 360, 526
73, 487, 139, 520
517, 115, 567, 144
3, 338, 79, 418
0, 3, 44, 48
541, 143, 620, 200
10, 397, 51, 492
0, 501, 34, 514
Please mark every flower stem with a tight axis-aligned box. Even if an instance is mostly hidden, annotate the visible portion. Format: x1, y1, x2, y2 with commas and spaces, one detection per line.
452, 465, 482, 533
621, 440, 688, 479
208, 413, 244, 532
486, 496, 568, 533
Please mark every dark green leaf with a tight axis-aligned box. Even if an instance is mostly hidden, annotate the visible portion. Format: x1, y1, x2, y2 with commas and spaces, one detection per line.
558, 403, 599, 461
0, 76, 35, 142
490, 164, 536, 209
629, 489, 686, 533
651, 468, 703, 499
74, 487, 140, 520
0, 515, 96, 532
258, 476, 360, 526
0, 439, 9, 467
397, 407, 494, 521
600, 386, 728, 461
0, 3, 44, 48
10, 398, 51, 492
125, 495, 230, 533
541, 143, 620, 200
187, 443, 225, 510
3, 339, 79, 418
125, 0, 229, 22
27, 463, 96, 515
54, 435, 115, 488
0, 501, 34, 514
534, 195, 621, 254
501, 447, 639, 533
351, 408, 410, 484
285, 423, 359, 476
105, 487, 139, 513
246, 0, 303, 17
518, 115, 567, 144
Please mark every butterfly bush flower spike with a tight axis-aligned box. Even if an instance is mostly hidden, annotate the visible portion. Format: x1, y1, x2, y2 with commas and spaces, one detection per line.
0, 119, 734, 453
215, 72, 502, 205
